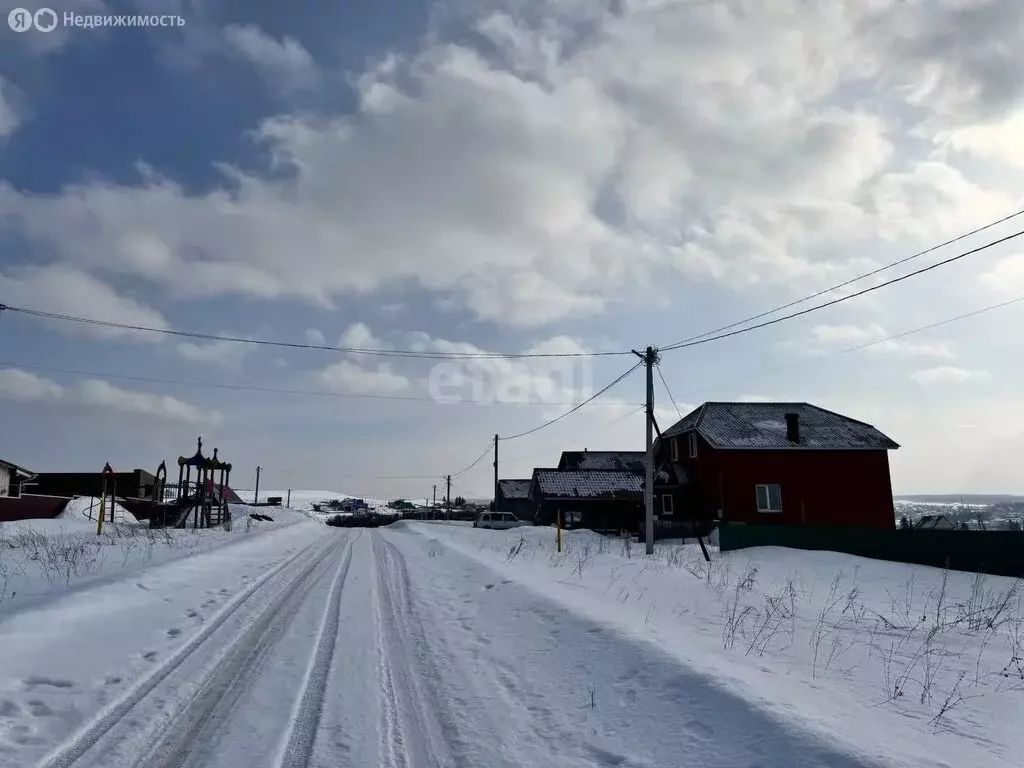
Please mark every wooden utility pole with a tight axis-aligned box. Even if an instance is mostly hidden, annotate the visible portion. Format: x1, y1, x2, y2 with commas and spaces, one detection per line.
493, 434, 499, 510
445, 474, 452, 520
286, 488, 291, 508
432, 484, 437, 520
254, 466, 261, 505
633, 346, 658, 554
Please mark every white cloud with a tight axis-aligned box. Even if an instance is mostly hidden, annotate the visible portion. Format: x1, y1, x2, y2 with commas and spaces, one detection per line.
0, 367, 219, 423
980, 254, 1024, 294
1, 0, 1022, 338
305, 328, 325, 345
811, 323, 888, 345
0, 369, 64, 401
809, 323, 955, 359
866, 161, 1013, 242
0, 264, 169, 342
177, 336, 251, 368
222, 24, 318, 91
0, 0, 979, 328
0, 77, 26, 139
910, 367, 987, 385
940, 110, 1024, 169
75, 380, 222, 425
340, 322, 390, 350
318, 360, 409, 395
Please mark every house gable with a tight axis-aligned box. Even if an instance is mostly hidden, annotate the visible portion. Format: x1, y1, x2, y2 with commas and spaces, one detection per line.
497, 479, 531, 501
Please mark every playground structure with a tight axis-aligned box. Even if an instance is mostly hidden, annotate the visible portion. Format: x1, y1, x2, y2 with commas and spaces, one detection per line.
118, 438, 234, 529
165, 437, 233, 529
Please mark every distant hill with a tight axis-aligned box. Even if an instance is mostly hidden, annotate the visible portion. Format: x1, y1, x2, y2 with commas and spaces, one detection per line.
896, 494, 1024, 505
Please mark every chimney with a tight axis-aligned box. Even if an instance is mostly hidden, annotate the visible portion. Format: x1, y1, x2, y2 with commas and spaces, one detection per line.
785, 412, 800, 444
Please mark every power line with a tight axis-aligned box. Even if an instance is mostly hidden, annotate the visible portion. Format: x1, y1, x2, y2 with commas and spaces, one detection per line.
502, 361, 643, 441
834, 296, 1024, 356
0, 304, 630, 360
452, 439, 496, 477
496, 403, 645, 466
661, 207, 1024, 349
661, 229, 1024, 352
0, 359, 631, 408
655, 363, 682, 420
682, 293, 1024, 398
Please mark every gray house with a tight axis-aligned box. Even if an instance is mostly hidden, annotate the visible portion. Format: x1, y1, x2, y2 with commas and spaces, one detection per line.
495, 479, 533, 520
0, 459, 34, 497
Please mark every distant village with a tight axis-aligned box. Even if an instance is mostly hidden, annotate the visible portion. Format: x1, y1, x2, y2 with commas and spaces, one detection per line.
3, 400, 1023, 544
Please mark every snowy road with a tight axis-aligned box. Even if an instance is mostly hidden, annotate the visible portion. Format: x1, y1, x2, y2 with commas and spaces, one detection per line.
3, 525, 881, 768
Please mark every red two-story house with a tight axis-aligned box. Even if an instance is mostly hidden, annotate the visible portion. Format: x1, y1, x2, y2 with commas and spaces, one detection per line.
653, 402, 900, 531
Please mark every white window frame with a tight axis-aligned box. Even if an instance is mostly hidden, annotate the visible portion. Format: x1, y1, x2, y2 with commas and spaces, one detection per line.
688, 432, 698, 458
670, 438, 679, 461
661, 494, 674, 516
755, 484, 783, 513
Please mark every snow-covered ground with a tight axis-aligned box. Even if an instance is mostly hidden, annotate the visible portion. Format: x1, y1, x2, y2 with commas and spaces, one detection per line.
414, 522, 1024, 766
2, 512, 1019, 766
0, 498, 313, 618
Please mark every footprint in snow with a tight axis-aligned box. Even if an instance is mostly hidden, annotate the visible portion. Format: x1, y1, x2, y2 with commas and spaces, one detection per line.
685, 718, 714, 737
23, 677, 74, 690
104, 676, 122, 686
0, 700, 21, 717
27, 701, 54, 718
136, 583, 150, 591
142, 651, 158, 662
166, 628, 181, 638
185, 609, 199, 618
483, 584, 495, 590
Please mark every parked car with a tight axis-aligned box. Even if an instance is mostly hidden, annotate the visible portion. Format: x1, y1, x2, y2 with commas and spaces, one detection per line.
473, 512, 526, 530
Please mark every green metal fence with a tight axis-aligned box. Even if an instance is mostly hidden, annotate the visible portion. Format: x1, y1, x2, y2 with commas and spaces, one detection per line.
719, 523, 1024, 577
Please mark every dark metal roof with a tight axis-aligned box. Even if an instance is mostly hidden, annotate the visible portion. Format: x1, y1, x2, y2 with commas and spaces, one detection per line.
662, 402, 899, 450
498, 479, 531, 500
558, 451, 645, 474
532, 469, 643, 499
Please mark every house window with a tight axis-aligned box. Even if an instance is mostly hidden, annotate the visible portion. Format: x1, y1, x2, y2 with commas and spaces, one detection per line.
670, 439, 679, 461
662, 494, 674, 516
756, 484, 783, 513
688, 433, 698, 458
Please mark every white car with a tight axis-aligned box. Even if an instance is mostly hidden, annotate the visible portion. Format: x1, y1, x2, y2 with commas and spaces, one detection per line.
473, 512, 526, 530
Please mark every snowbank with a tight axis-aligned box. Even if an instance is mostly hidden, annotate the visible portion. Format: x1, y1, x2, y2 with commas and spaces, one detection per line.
406, 523, 1024, 767
58, 496, 139, 525
0, 502, 316, 618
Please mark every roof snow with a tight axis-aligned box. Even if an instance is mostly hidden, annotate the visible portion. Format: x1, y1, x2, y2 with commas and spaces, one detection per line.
532, 469, 643, 499
662, 402, 899, 451
558, 451, 645, 474
498, 479, 531, 500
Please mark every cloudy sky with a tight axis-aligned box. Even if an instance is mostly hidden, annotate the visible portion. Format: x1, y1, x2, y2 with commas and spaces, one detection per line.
1, 0, 1023, 500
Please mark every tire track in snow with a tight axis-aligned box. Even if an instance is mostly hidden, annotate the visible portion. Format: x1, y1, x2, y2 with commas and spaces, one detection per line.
276, 531, 359, 768
374, 535, 410, 768
36, 537, 331, 768
373, 533, 458, 768
131, 536, 349, 768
